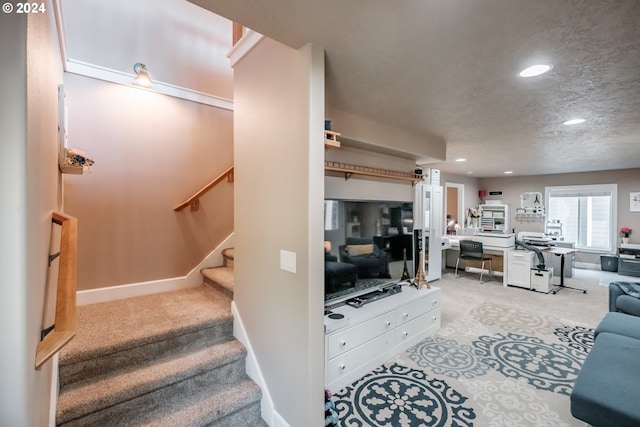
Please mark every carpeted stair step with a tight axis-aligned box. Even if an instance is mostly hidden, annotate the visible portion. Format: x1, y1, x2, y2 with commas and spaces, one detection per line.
57, 282, 266, 426
59, 285, 233, 387
57, 340, 256, 426
222, 247, 234, 269
202, 266, 234, 299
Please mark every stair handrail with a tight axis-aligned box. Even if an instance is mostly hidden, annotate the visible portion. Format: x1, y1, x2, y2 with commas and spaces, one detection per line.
174, 165, 234, 212
35, 211, 78, 369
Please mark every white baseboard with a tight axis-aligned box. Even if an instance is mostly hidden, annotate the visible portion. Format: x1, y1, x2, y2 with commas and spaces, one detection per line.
575, 261, 600, 270
77, 234, 234, 305
49, 354, 59, 427
231, 301, 287, 427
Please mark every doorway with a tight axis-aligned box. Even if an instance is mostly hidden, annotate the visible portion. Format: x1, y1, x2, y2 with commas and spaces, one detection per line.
444, 183, 464, 235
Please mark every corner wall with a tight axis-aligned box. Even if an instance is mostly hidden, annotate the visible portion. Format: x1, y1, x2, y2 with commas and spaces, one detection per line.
62, 74, 234, 291
0, 2, 65, 425
232, 38, 324, 426
0, 12, 29, 426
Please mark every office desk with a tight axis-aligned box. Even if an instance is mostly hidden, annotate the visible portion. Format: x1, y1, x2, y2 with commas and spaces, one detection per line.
445, 238, 514, 287
542, 247, 586, 294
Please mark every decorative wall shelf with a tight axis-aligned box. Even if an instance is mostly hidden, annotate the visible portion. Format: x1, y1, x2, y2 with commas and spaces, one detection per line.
515, 213, 545, 219
325, 161, 423, 184
59, 165, 86, 175
324, 130, 341, 150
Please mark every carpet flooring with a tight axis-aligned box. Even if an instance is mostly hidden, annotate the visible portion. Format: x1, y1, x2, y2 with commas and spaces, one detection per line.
331, 268, 617, 426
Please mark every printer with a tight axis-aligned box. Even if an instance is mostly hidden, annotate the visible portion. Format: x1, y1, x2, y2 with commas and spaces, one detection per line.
517, 231, 556, 247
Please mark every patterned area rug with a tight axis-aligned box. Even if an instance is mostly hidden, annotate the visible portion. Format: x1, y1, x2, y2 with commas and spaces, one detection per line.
333, 302, 595, 426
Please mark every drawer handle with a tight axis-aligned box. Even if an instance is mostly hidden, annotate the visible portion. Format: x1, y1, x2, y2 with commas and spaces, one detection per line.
403, 331, 408, 337
402, 313, 409, 319
432, 300, 438, 306
339, 363, 346, 371
340, 340, 347, 347
385, 321, 392, 327
433, 316, 438, 321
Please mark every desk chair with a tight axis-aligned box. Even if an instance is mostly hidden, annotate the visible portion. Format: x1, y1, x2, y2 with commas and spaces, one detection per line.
456, 240, 492, 283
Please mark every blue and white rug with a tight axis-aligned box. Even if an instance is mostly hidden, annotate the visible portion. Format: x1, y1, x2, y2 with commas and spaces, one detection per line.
332, 302, 594, 426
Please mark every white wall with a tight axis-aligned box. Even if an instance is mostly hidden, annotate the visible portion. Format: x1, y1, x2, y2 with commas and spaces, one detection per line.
233, 38, 325, 426
62, 73, 234, 291
0, 3, 64, 425
0, 12, 29, 427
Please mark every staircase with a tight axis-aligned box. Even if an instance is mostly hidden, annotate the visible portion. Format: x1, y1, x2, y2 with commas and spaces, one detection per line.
56, 248, 266, 426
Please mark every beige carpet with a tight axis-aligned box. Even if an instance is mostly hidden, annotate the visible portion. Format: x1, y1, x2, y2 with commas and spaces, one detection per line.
332, 267, 618, 426
437, 267, 609, 328
57, 285, 266, 426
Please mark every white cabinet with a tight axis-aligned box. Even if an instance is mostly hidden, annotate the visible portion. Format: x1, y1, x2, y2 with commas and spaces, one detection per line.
479, 204, 510, 233
324, 286, 441, 392
507, 250, 534, 289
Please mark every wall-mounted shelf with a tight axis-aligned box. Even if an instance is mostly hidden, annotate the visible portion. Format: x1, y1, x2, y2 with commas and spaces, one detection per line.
324, 130, 341, 150
515, 213, 545, 219
59, 165, 86, 175
325, 161, 423, 184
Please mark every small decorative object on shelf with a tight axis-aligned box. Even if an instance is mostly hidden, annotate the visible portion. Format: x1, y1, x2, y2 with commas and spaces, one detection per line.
324, 130, 341, 150
60, 148, 95, 174
400, 248, 411, 281
468, 206, 483, 228
412, 250, 429, 289
621, 227, 632, 244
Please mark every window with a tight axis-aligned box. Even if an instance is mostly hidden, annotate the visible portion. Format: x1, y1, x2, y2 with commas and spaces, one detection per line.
546, 184, 617, 252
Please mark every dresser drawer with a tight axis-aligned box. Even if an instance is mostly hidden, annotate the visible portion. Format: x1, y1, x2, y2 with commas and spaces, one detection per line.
396, 292, 441, 325
326, 330, 395, 386
327, 310, 396, 359
396, 309, 440, 344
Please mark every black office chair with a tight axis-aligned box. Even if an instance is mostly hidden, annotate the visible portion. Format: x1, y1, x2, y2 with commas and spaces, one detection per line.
455, 240, 492, 282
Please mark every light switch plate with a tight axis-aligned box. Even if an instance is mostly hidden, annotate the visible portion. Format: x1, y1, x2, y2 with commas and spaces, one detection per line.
280, 250, 296, 273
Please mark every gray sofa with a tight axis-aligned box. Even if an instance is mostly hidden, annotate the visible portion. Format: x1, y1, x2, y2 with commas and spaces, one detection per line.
339, 237, 390, 279
570, 282, 640, 426
609, 281, 640, 316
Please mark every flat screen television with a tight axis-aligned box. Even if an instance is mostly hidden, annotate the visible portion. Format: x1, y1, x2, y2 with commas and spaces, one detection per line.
324, 199, 414, 307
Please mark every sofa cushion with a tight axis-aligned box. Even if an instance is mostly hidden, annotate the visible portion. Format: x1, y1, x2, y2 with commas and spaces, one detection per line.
595, 312, 640, 340
346, 244, 374, 256
617, 295, 640, 317
570, 332, 640, 427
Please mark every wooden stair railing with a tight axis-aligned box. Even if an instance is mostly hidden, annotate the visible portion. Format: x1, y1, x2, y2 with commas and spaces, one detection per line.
35, 211, 77, 369
174, 166, 234, 212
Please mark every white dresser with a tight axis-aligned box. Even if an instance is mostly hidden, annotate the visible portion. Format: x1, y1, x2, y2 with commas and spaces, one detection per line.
324, 286, 441, 392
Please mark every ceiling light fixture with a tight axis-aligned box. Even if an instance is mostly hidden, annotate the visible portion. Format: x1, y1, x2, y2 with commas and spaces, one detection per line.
132, 63, 153, 88
519, 64, 552, 78
455, 158, 466, 162
504, 171, 513, 174
563, 118, 586, 125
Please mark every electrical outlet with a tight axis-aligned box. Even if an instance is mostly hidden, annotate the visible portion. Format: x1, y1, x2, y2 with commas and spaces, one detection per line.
280, 250, 296, 273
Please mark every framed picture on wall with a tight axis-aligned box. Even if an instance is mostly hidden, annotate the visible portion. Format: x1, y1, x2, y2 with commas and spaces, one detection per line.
630, 192, 640, 212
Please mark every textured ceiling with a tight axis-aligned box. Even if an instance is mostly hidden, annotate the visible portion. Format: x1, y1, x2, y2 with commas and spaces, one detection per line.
190, 0, 640, 177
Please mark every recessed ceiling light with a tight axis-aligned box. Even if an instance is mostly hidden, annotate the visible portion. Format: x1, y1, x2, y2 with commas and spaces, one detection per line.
519, 64, 552, 78
504, 171, 513, 174
455, 158, 466, 162
563, 118, 586, 125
